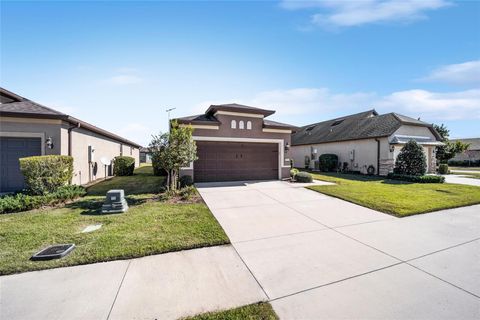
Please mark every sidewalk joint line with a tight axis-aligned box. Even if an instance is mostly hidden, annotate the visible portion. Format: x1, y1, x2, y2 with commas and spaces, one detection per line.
106, 260, 131, 320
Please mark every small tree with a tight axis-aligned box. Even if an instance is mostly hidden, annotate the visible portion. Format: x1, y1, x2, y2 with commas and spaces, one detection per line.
394, 140, 427, 176
433, 123, 469, 164
149, 121, 197, 191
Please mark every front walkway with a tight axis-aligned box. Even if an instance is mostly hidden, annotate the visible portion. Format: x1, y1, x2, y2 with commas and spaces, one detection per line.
197, 180, 480, 319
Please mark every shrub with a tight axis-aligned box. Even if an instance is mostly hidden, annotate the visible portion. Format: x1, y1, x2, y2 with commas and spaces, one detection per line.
152, 158, 168, 176
179, 185, 197, 200
19, 155, 74, 195
113, 156, 135, 176
0, 185, 86, 214
394, 140, 427, 176
438, 164, 449, 174
387, 173, 445, 184
290, 168, 299, 178
179, 175, 193, 188
295, 172, 313, 183
318, 154, 338, 172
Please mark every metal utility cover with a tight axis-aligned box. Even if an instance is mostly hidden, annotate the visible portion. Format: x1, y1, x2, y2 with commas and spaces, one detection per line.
31, 244, 75, 261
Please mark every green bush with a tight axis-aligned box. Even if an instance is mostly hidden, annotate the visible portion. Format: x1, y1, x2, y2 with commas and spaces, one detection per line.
0, 185, 86, 214
438, 164, 449, 174
394, 140, 427, 176
448, 159, 480, 167
318, 154, 338, 172
295, 172, 313, 183
151, 153, 168, 176
19, 155, 74, 195
290, 168, 299, 178
387, 173, 445, 184
179, 185, 197, 200
113, 156, 135, 176
179, 175, 193, 188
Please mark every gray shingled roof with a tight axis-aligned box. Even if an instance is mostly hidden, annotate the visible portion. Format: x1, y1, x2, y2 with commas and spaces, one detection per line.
206, 103, 275, 117
263, 119, 298, 129
0, 87, 141, 147
176, 113, 220, 124
292, 110, 440, 146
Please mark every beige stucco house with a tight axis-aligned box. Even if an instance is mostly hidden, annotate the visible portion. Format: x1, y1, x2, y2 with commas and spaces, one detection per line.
291, 110, 442, 175
174, 103, 296, 182
0, 87, 140, 192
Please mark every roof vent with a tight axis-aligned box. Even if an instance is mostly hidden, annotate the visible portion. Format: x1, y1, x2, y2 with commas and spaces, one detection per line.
305, 125, 316, 135
331, 119, 344, 126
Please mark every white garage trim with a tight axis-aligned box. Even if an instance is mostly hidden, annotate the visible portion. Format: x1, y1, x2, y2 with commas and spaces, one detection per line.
0, 132, 45, 155
192, 136, 285, 179
262, 128, 292, 134
179, 124, 219, 130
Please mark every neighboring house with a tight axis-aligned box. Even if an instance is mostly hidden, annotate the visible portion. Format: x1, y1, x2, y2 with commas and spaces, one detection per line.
449, 138, 480, 163
291, 110, 442, 175
140, 147, 152, 163
0, 87, 140, 192
174, 103, 296, 182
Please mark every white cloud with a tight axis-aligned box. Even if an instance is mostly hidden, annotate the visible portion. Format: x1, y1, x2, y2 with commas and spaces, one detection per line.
281, 0, 450, 28
194, 87, 480, 125
117, 122, 153, 146
420, 60, 480, 85
103, 74, 143, 85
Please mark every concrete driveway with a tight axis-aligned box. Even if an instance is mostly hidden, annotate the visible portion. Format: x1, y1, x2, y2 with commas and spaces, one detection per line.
443, 174, 480, 186
197, 180, 480, 319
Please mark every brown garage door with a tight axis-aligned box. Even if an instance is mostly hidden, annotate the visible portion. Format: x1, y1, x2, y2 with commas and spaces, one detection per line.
194, 141, 278, 182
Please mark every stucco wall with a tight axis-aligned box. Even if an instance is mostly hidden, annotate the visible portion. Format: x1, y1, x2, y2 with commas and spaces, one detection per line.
0, 117, 63, 156
393, 125, 436, 138
62, 124, 140, 185
290, 137, 390, 174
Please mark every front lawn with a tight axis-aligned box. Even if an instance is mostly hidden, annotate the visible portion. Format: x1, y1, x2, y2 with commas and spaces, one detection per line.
0, 165, 229, 275
308, 173, 480, 217
184, 303, 278, 320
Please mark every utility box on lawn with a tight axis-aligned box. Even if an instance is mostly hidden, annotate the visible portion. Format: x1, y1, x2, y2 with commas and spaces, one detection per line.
102, 189, 129, 214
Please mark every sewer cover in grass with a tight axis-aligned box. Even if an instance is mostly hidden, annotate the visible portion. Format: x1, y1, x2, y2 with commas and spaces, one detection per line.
82, 224, 102, 233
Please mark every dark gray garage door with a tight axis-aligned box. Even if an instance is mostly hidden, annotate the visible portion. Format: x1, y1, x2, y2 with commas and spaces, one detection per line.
194, 141, 278, 182
0, 137, 42, 192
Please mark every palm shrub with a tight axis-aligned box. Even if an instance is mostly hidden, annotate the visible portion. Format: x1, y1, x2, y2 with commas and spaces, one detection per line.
394, 140, 427, 176
19, 155, 74, 195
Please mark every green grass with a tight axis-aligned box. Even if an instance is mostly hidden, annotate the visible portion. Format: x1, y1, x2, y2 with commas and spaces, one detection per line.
0, 165, 229, 275
308, 172, 480, 217
184, 303, 278, 320
87, 165, 165, 195
450, 167, 480, 172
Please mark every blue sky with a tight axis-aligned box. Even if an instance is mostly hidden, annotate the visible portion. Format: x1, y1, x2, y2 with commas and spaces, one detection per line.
1, 0, 479, 146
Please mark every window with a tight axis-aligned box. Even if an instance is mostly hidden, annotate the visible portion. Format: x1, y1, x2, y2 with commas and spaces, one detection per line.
231, 120, 237, 129
246, 121, 252, 130
239, 120, 245, 129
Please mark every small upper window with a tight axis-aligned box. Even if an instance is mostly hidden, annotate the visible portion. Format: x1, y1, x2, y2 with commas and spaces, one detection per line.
331, 119, 344, 126
246, 121, 252, 130
239, 120, 245, 129
231, 120, 237, 129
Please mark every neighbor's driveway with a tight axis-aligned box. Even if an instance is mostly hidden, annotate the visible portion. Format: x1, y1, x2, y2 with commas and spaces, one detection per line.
197, 180, 480, 319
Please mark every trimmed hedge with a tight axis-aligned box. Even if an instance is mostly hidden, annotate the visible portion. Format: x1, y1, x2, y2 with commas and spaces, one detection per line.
319, 154, 338, 172
0, 185, 86, 214
387, 173, 445, 184
448, 159, 480, 167
113, 156, 135, 176
19, 155, 74, 195
438, 164, 449, 174
290, 168, 299, 178
295, 172, 313, 183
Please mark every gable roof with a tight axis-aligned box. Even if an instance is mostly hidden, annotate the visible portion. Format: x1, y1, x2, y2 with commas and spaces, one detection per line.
292, 109, 441, 146
450, 138, 480, 150
0, 87, 141, 148
206, 103, 275, 117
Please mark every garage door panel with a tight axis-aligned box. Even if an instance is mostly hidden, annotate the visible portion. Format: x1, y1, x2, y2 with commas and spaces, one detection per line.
194, 141, 278, 182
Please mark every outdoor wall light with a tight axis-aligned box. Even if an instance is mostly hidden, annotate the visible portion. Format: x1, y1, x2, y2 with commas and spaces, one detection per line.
389, 145, 395, 152
285, 142, 290, 151
45, 137, 54, 149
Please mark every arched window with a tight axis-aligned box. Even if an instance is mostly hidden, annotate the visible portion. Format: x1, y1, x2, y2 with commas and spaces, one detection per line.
239, 120, 245, 129
246, 121, 252, 130
231, 120, 237, 129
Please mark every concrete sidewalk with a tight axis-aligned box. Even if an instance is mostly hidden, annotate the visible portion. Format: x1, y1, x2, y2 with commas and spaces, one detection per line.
0, 245, 266, 320
443, 174, 480, 186
197, 180, 480, 319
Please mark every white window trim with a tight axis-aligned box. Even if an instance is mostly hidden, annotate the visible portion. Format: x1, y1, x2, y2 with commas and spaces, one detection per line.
239, 120, 245, 129
246, 121, 252, 130
231, 120, 237, 129
262, 128, 292, 133
192, 136, 286, 179
0, 132, 45, 155
214, 111, 264, 118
